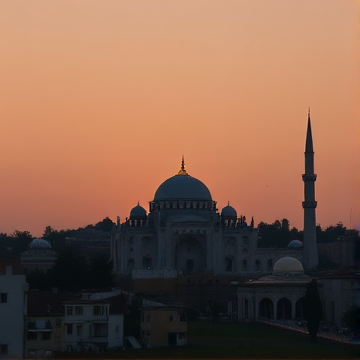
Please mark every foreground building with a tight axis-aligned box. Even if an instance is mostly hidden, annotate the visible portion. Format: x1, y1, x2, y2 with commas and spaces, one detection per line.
26, 291, 77, 358
0, 258, 28, 359
140, 303, 187, 348
63, 291, 126, 352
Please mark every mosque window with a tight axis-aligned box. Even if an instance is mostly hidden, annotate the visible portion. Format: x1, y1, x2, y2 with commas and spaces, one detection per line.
0, 293, 7, 303
255, 260, 261, 271
128, 259, 135, 271
267, 259, 273, 272
242, 260, 247, 271
225, 257, 233, 272
142, 256, 152, 269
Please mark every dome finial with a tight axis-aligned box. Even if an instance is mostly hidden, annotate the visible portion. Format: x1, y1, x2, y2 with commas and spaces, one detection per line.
176, 155, 188, 176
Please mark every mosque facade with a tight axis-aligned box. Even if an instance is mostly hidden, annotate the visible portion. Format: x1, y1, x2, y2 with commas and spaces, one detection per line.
110, 113, 317, 278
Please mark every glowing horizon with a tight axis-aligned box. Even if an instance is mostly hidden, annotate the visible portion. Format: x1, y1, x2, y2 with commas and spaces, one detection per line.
0, 0, 359, 237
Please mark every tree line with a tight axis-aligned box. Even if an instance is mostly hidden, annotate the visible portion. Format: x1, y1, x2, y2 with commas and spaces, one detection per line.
257, 219, 356, 248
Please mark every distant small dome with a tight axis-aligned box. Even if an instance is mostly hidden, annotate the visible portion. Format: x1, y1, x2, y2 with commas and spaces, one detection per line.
287, 240, 303, 249
272, 256, 304, 276
130, 203, 147, 218
28, 238, 52, 249
221, 204, 237, 218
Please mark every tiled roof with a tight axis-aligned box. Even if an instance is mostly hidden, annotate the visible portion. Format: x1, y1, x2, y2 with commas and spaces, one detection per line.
27, 291, 78, 316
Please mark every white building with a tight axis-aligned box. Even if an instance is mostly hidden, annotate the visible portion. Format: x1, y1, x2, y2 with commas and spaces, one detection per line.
62, 292, 126, 352
0, 258, 28, 359
111, 114, 317, 277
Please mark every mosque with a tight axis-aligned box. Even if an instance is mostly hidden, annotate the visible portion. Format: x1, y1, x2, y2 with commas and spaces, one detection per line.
110, 112, 318, 278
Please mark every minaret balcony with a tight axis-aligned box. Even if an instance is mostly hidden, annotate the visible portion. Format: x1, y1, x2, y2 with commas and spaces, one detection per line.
302, 201, 317, 208
302, 174, 317, 181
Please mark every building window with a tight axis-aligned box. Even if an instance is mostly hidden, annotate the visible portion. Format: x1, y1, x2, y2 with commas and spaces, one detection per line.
142, 256, 152, 269
146, 314, 150, 322
55, 319, 61, 328
75, 306, 83, 315
67, 324, 73, 335
0, 293, 8, 303
255, 260, 261, 271
179, 332, 186, 340
128, 259, 135, 271
267, 259, 273, 272
115, 325, 119, 334
93, 306, 105, 316
42, 332, 51, 340
66, 306, 73, 316
27, 332, 37, 340
225, 257, 233, 272
0, 344, 8, 355
94, 324, 108, 337
242, 259, 247, 271
77, 325, 82, 337
169, 315, 174, 322
179, 313, 186, 322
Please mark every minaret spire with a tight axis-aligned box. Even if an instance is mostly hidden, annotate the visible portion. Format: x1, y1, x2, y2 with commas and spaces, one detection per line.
302, 109, 318, 270
305, 108, 314, 153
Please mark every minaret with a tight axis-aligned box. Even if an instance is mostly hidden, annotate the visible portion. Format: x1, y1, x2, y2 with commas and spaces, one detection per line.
302, 108, 319, 270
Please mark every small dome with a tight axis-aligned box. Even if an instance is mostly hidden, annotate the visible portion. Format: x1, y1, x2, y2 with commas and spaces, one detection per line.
28, 238, 52, 249
130, 203, 147, 218
287, 240, 303, 248
272, 256, 304, 276
221, 204, 237, 218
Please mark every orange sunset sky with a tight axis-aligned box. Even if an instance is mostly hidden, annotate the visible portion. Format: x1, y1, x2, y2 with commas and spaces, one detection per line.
0, 0, 359, 237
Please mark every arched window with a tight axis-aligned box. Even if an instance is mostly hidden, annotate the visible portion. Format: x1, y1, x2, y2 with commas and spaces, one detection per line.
142, 256, 152, 269
242, 259, 247, 271
295, 297, 305, 319
277, 297, 292, 320
259, 298, 274, 319
225, 257, 233, 272
255, 260, 261, 271
267, 259, 273, 272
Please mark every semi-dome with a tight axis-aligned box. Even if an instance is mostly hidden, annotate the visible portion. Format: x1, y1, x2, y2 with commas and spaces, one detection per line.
28, 238, 52, 249
154, 158, 212, 201
221, 203, 237, 218
272, 256, 304, 276
130, 203, 147, 218
287, 240, 303, 249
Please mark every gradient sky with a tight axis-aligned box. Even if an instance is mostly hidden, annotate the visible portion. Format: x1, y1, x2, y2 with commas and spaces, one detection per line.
0, 0, 359, 237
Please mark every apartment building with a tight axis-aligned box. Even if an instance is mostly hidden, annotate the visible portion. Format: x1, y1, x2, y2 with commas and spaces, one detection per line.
0, 258, 28, 359
63, 294, 126, 352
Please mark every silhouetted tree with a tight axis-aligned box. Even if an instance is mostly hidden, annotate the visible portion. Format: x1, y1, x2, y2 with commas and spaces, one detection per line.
95, 217, 115, 232
281, 218, 290, 232
26, 269, 51, 290
49, 247, 89, 290
11, 230, 33, 247
89, 254, 114, 288
303, 279, 323, 342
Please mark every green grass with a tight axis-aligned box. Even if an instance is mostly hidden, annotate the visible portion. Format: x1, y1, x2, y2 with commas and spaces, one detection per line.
58, 321, 359, 359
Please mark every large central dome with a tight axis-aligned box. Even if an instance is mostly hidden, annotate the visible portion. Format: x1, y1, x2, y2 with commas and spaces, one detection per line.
154, 158, 212, 201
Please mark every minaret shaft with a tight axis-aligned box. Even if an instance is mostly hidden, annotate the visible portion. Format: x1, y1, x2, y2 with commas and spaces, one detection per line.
302, 112, 319, 270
